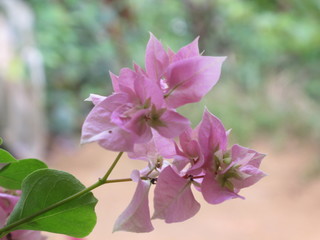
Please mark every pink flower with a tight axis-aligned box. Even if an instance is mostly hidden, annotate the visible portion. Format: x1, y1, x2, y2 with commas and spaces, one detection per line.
201, 143, 266, 204
80, 33, 265, 231
81, 33, 226, 152
145, 33, 226, 108
81, 68, 190, 152
152, 109, 266, 223
198, 110, 266, 204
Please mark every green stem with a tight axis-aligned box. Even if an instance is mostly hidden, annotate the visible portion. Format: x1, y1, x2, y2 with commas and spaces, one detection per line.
100, 151, 124, 182
0, 152, 124, 237
105, 178, 132, 184
105, 176, 149, 184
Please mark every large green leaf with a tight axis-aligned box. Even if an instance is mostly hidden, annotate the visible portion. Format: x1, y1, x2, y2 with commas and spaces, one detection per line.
7, 169, 98, 238
0, 149, 17, 163
0, 159, 48, 190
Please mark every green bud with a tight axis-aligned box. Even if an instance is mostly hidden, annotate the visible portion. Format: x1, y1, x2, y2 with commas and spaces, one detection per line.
223, 180, 234, 191
223, 157, 232, 165
156, 156, 163, 168
227, 171, 243, 180
223, 151, 230, 159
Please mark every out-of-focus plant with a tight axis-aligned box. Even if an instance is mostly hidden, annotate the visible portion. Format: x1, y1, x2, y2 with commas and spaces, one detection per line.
26, 0, 320, 143
181, 0, 320, 142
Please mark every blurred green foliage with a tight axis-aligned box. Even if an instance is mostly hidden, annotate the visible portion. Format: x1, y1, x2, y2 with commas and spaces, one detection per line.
26, 0, 320, 144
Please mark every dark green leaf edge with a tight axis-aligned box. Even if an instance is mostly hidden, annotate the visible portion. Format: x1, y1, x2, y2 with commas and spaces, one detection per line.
0, 158, 48, 190
0, 149, 17, 164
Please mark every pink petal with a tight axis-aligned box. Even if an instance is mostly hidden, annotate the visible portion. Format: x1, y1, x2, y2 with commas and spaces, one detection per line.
198, 109, 228, 160
81, 94, 136, 152
232, 165, 266, 189
153, 110, 190, 138
133, 75, 164, 108
178, 127, 193, 153
98, 128, 134, 152
133, 63, 146, 75
0, 208, 7, 228
178, 130, 205, 173
109, 71, 119, 92
173, 37, 200, 62
128, 140, 157, 162
180, 135, 200, 159
172, 142, 191, 172
231, 144, 266, 168
230, 144, 266, 189
128, 130, 175, 166
117, 68, 138, 92
165, 56, 226, 108
153, 166, 200, 223
201, 172, 243, 204
145, 33, 169, 81
113, 170, 153, 233
10, 230, 46, 240
152, 130, 176, 158
84, 94, 107, 106
185, 142, 205, 173
0, 193, 19, 215
167, 47, 175, 62
124, 109, 153, 144
110, 104, 132, 127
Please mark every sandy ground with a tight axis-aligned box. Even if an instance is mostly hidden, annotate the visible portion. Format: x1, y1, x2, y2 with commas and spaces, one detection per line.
44, 138, 320, 240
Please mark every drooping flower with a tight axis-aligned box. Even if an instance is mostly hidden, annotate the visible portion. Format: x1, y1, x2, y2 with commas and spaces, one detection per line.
152, 166, 200, 223
113, 170, 153, 233
114, 132, 176, 232
152, 125, 205, 223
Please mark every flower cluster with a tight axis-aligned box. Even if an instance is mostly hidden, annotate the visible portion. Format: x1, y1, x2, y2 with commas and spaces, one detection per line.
0, 189, 45, 240
81, 34, 266, 233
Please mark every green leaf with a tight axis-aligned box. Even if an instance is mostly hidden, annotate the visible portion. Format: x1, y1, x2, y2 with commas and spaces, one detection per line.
0, 137, 3, 145
0, 149, 17, 163
0, 159, 48, 190
7, 169, 97, 238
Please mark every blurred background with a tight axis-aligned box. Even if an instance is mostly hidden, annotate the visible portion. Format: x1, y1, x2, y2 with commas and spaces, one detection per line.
0, 0, 319, 239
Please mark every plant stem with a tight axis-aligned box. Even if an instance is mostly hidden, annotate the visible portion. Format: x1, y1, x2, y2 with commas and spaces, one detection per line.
0, 152, 124, 237
100, 151, 124, 182
105, 178, 132, 184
